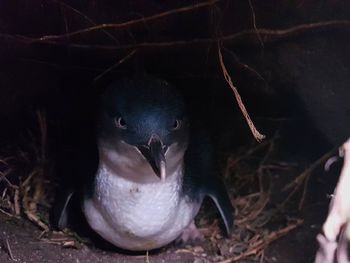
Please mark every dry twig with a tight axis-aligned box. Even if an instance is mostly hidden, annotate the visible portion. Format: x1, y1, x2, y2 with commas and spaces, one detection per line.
50, 0, 118, 43
223, 135, 303, 262
14, 189, 20, 216
282, 148, 336, 209
218, 219, 303, 263
224, 140, 269, 178
9, 20, 348, 49
248, 0, 263, 48
1, 20, 349, 52
0, 208, 14, 218
235, 192, 270, 225
0, 169, 18, 190
5, 237, 14, 261
223, 47, 268, 87
0, 233, 15, 261
20, 111, 50, 231
94, 49, 137, 81
38, 0, 220, 41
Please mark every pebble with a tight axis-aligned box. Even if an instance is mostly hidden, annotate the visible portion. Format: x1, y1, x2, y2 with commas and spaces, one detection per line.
193, 246, 204, 253
215, 234, 223, 240
193, 258, 203, 263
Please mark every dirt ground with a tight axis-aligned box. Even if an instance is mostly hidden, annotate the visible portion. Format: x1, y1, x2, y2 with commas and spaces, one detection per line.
0, 200, 327, 263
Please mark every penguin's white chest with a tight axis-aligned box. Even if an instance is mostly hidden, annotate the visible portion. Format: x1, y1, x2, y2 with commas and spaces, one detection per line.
82, 165, 200, 250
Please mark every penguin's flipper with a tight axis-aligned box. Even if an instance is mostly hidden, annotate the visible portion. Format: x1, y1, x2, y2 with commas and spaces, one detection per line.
183, 127, 234, 236
205, 179, 234, 236
50, 189, 75, 230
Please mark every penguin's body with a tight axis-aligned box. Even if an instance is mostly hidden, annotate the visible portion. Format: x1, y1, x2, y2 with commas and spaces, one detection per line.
83, 161, 200, 250
53, 76, 233, 251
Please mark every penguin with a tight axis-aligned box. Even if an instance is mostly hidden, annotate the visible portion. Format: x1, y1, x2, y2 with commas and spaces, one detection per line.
53, 76, 233, 251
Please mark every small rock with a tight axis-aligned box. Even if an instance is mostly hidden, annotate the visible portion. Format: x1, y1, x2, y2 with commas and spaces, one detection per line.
193, 257, 211, 263
218, 243, 230, 256
229, 243, 246, 254
215, 234, 223, 240
199, 218, 208, 226
214, 255, 224, 261
193, 246, 204, 253
193, 258, 203, 263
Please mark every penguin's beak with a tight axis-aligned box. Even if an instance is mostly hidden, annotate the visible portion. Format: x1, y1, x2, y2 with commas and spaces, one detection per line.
137, 135, 167, 181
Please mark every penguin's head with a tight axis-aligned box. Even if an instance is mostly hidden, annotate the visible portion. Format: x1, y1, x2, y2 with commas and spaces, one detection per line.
97, 76, 189, 183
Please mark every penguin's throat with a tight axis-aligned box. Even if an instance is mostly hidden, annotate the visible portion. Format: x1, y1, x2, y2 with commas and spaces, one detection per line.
98, 148, 184, 183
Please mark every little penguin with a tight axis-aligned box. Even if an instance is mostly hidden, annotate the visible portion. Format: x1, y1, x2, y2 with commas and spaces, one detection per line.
54, 76, 233, 251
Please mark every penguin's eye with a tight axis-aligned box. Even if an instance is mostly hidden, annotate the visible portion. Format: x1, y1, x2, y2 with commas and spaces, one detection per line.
172, 119, 181, 130
115, 117, 127, 129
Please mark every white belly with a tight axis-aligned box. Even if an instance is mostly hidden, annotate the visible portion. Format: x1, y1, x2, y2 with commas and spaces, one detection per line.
82, 164, 201, 250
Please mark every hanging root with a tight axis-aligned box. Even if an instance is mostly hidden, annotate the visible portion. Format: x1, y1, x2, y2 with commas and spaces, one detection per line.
218, 45, 265, 142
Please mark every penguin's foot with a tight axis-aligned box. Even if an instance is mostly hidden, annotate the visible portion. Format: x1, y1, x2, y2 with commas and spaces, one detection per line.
176, 221, 204, 245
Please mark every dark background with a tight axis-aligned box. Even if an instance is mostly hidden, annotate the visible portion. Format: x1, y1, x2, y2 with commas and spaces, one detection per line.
1, 0, 350, 150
